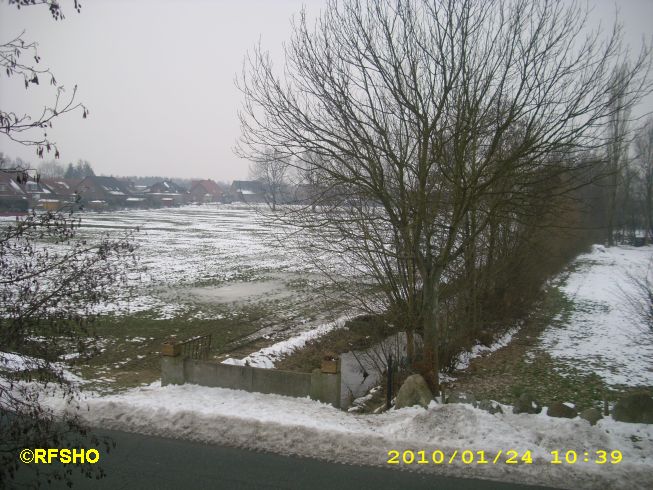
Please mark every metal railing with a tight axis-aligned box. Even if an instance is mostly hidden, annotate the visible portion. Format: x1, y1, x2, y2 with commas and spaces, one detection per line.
178, 334, 212, 360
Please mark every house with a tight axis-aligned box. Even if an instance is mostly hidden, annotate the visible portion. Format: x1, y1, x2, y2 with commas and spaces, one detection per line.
145, 180, 189, 207
189, 179, 223, 203
18, 179, 61, 210
74, 176, 133, 208
230, 180, 266, 204
0, 172, 29, 213
119, 180, 149, 208
40, 179, 83, 210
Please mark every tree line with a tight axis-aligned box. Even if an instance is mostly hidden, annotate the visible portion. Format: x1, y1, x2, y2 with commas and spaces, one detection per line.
0, 154, 95, 179
603, 116, 653, 244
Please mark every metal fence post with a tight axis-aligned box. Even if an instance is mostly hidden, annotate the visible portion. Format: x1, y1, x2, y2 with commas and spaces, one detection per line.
386, 355, 393, 410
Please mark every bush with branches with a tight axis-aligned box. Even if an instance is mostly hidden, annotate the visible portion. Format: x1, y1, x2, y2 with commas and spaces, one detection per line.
0, 207, 138, 486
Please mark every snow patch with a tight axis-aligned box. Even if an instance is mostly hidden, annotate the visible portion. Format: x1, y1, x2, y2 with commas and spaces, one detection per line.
540, 245, 653, 387
222, 315, 350, 368
455, 326, 520, 371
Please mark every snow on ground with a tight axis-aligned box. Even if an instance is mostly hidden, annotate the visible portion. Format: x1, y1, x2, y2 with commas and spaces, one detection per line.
222, 315, 351, 368
539, 245, 653, 387
0, 352, 39, 372
3, 204, 350, 320
455, 325, 522, 371
0, 351, 84, 383
3, 205, 357, 375
52, 382, 651, 490
75, 205, 314, 318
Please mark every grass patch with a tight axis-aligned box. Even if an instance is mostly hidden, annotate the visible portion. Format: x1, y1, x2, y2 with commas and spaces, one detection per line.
477, 350, 610, 411
448, 281, 652, 411
73, 311, 264, 391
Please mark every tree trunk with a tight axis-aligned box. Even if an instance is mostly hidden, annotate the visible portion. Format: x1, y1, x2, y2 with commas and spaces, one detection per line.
607, 175, 617, 246
646, 186, 653, 244
421, 273, 441, 394
406, 329, 415, 364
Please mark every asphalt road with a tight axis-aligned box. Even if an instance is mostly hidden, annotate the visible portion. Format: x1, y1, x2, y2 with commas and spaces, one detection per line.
12, 428, 558, 490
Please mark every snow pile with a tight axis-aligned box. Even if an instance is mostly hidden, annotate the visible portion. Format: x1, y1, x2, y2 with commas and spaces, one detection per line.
0, 352, 40, 372
1, 351, 84, 384
540, 245, 653, 387
73, 382, 653, 489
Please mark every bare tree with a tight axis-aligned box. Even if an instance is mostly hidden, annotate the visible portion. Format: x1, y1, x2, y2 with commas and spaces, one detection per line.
635, 118, 653, 242
249, 148, 289, 211
7, 1, 80, 21
605, 64, 635, 246
64, 159, 95, 178
37, 158, 65, 178
238, 0, 652, 390
0, 210, 138, 486
618, 258, 653, 333
0, 153, 39, 186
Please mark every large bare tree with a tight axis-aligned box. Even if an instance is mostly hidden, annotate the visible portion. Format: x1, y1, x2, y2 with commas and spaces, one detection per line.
237, 0, 651, 390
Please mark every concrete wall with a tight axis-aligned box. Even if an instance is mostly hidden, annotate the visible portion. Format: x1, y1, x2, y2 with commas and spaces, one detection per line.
162, 356, 341, 408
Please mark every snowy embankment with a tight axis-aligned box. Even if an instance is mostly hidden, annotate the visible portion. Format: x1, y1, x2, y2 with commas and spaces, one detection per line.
222, 315, 351, 368
540, 244, 653, 387
71, 382, 651, 489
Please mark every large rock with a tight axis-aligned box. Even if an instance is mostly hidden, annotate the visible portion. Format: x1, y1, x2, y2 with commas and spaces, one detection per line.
512, 393, 542, 414
547, 401, 577, 419
446, 391, 477, 407
478, 399, 503, 415
579, 408, 602, 426
395, 374, 433, 409
612, 393, 653, 423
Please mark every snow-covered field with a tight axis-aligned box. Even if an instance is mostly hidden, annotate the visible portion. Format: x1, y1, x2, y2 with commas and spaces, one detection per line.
540, 245, 653, 388
2, 204, 327, 320
73, 204, 342, 320
75, 206, 365, 361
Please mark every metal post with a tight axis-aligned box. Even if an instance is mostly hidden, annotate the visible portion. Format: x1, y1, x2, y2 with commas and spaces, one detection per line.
386, 355, 393, 410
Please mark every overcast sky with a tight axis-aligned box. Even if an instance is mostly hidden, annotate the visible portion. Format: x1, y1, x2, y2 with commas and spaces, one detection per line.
1, 0, 652, 182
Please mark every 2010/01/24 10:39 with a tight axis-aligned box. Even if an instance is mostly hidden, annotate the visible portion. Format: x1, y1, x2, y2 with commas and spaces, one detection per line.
386, 449, 623, 465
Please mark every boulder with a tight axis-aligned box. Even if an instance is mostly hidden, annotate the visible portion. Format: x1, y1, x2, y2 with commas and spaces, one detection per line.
547, 401, 577, 419
612, 393, 653, 424
395, 374, 433, 409
446, 391, 477, 407
478, 399, 503, 415
579, 408, 602, 426
512, 392, 542, 414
